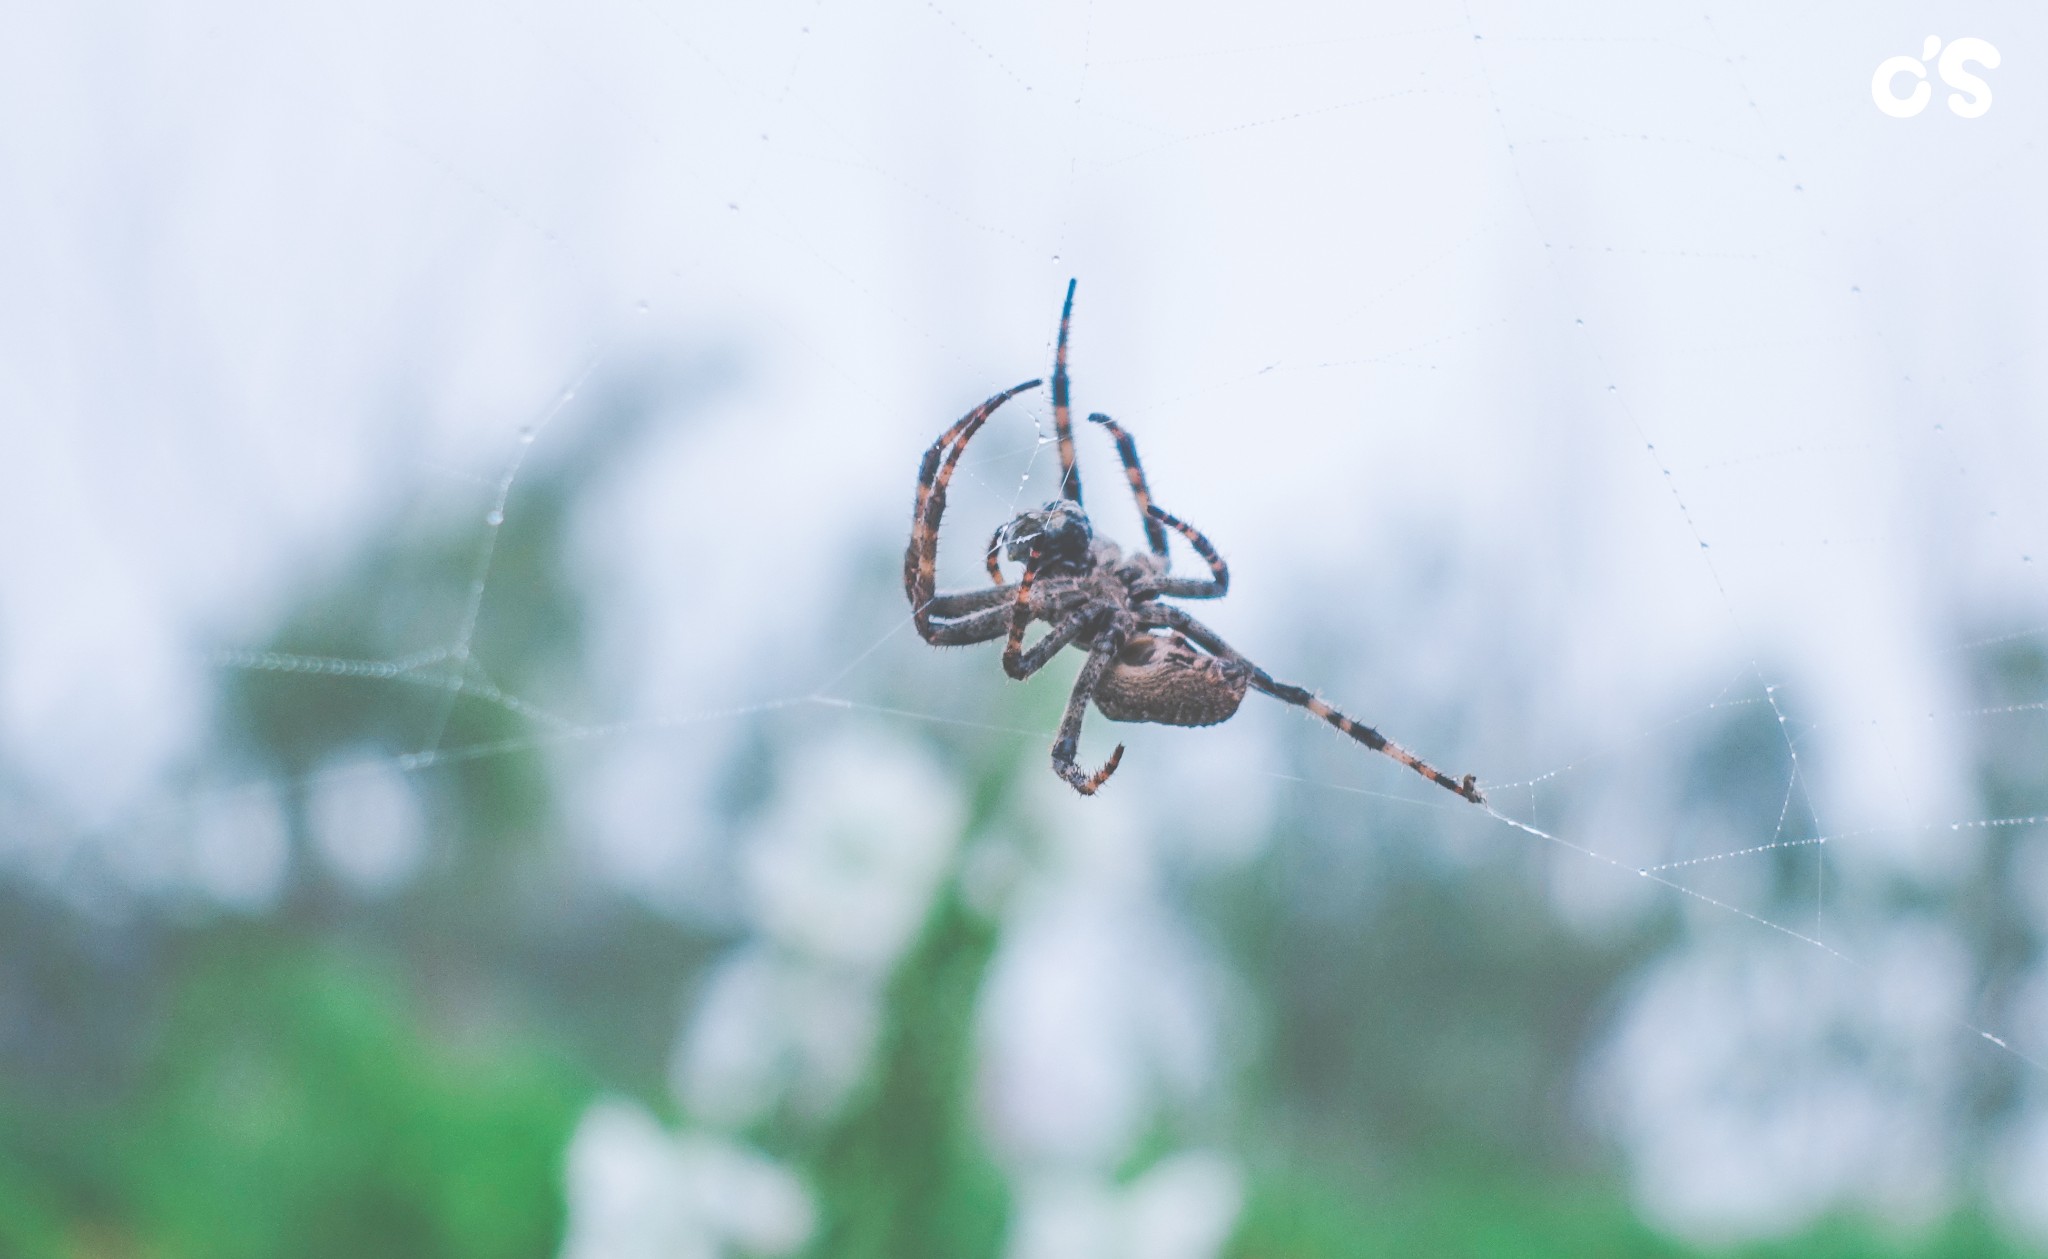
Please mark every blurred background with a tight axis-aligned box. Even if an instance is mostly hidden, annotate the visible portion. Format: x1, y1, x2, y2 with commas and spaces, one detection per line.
4, 0, 2048, 1255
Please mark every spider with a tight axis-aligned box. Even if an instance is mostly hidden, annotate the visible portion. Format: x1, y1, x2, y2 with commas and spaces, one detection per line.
903, 280, 1484, 803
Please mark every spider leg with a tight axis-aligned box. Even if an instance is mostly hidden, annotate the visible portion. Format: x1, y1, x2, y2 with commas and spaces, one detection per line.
1050, 626, 1129, 795
922, 603, 1017, 646
906, 378, 1043, 640
1139, 604, 1483, 804
926, 583, 1018, 618
1138, 505, 1229, 599
1051, 278, 1084, 505
1002, 553, 1046, 676
983, 521, 1007, 585
1086, 412, 1171, 559
1002, 556, 1113, 679
1007, 605, 1110, 679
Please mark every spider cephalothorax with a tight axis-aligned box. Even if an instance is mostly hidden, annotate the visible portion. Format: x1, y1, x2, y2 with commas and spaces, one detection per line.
904, 279, 1483, 802
998, 501, 1093, 569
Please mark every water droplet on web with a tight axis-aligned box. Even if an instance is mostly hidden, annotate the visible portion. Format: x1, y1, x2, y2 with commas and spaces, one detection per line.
519, 427, 536, 444
562, 388, 577, 401
636, 299, 650, 314
486, 509, 505, 526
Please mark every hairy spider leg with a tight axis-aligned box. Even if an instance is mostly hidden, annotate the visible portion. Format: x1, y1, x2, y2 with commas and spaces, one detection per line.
1051, 278, 1084, 505
1001, 547, 1128, 794
982, 521, 1008, 585
1001, 552, 1115, 679
906, 378, 1042, 639
1140, 604, 1484, 804
1052, 629, 1128, 795
1002, 553, 1047, 675
1086, 412, 1172, 558
920, 602, 1020, 646
924, 582, 1017, 619
1141, 505, 1229, 599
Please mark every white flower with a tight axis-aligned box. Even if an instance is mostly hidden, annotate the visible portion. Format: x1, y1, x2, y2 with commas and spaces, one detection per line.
670, 731, 963, 1128
186, 781, 289, 911
671, 942, 882, 1128
1591, 922, 1969, 1241
559, 1100, 814, 1259
740, 733, 962, 970
1004, 1151, 1244, 1259
307, 751, 426, 893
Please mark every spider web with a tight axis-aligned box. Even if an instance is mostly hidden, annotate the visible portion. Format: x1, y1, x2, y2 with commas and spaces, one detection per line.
9, 0, 2048, 1244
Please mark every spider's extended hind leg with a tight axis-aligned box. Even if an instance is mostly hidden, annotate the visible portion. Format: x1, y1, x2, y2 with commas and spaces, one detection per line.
1051, 279, 1085, 505
1086, 412, 1171, 558
1140, 604, 1483, 803
906, 378, 1042, 640
1051, 628, 1128, 795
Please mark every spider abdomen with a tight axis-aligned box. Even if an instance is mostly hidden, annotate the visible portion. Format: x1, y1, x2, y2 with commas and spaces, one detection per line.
1093, 632, 1251, 727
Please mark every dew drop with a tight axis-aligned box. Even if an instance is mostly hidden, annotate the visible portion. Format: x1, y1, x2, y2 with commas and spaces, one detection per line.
519, 426, 536, 444
486, 509, 505, 526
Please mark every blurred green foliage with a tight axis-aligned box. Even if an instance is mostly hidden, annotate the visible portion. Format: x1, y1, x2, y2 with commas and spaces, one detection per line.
800, 881, 1011, 1259
0, 939, 589, 1259
1230, 1170, 2037, 1259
